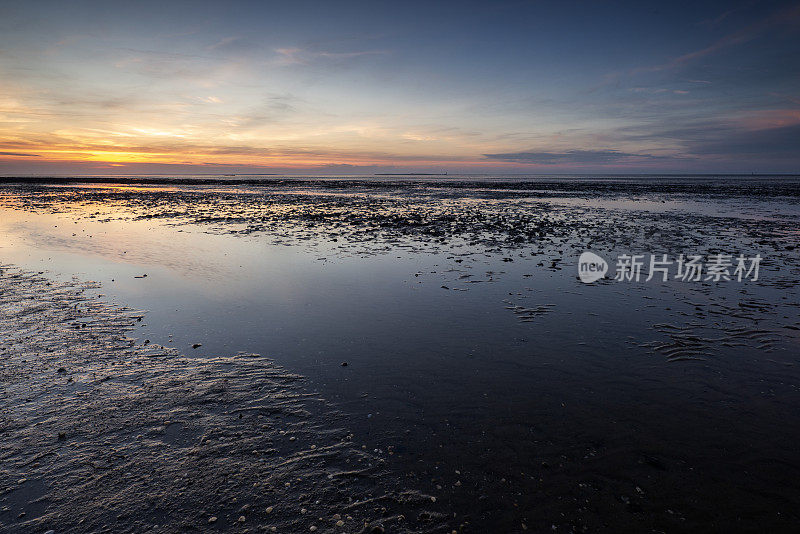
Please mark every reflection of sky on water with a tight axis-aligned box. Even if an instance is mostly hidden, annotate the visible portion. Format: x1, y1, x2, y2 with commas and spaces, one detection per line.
0, 210, 237, 282
525, 196, 800, 221
0, 204, 665, 382
2, 199, 796, 388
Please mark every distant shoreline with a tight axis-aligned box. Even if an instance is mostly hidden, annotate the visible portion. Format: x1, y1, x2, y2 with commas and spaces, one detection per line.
0, 173, 799, 186
1, 175, 798, 199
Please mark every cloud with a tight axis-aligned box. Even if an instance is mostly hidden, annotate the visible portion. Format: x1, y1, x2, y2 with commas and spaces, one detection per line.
114, 48, 221, 81
739, 109, 800, 130
221, 93, 303, 129
483, 149, 667, 165
206, 37, 259, 55
274, 47, 387, 66
644, 4, 800, 72
687, 124, 800, 158
629, 87, 691, 95
0, 151, 39, 157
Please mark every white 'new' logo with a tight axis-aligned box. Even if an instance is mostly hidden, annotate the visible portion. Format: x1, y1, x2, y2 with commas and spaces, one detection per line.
578, 251, 608, 283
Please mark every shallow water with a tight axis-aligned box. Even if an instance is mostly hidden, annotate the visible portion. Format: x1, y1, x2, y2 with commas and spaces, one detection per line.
1, 176, 800, 532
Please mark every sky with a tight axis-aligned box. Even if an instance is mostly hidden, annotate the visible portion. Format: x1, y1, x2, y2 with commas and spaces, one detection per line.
0, 0, 799, 175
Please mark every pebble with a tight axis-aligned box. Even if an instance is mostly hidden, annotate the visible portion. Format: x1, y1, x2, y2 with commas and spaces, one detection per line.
208, 516, 217, 523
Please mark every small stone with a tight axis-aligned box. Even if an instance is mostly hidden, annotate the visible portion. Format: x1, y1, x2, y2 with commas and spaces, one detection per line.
310, 527, 317, 532
237, 515, 246, 523
266, 506, 274, 514
341, 362, 348, 367
208, 516, 217, 523
192, 343, 202, 349
336, 520, 345, 527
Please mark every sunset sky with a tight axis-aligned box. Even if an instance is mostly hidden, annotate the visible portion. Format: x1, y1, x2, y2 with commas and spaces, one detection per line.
1, 0, 799, 175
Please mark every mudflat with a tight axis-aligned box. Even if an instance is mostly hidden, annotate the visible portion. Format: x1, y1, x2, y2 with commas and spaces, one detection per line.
1, 176, 799, 532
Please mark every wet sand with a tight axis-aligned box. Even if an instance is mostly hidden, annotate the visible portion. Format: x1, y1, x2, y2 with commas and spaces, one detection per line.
1, 176, 800, 532
0, 268, 446, 533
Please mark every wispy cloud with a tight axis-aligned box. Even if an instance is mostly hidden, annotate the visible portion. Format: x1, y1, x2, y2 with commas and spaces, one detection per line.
739, 109, 800, 130
483, 149, 669, 165
687, 124, 800, 158
206, 36, 259, 54
274, 47, 387, 66
644, 4, 800, 72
